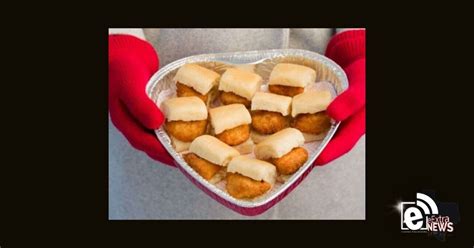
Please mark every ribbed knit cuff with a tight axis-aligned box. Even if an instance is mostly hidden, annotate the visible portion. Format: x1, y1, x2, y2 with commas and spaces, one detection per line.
325, 30, 365, 68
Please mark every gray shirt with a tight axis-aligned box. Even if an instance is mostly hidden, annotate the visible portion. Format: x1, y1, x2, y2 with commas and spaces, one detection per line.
109, 28, 365, 219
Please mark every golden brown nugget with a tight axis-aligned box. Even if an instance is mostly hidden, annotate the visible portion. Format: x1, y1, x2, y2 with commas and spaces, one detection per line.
183, 153, 222, 180
271, 147, 308, 175
215, 124, 250, 146
219, 91, 251, 108
226, 173, 271, 199
268, 84, 304, 97
291, 111, 331, 135
251, 110, 288, 135
176, 82, 208, 102
164, 119, 207, 142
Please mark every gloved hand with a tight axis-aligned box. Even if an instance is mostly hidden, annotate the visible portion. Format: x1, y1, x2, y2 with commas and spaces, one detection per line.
109, 34, 175, 167
315, 30, 366, 165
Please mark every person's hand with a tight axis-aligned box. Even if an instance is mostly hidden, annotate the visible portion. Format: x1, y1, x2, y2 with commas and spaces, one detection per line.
315, 30, 366, 165
109, 34, 175, 167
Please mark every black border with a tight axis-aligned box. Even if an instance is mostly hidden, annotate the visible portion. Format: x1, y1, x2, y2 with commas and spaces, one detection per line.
1, 14, 473, 247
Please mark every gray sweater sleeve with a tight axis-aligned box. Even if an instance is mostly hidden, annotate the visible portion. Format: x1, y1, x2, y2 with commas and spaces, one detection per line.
108, 28, 146, 40
143, 28, 334, 66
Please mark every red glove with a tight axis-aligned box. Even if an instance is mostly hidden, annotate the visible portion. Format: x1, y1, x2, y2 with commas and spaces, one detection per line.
315, 30, 366, 165
109, 34, 175, 167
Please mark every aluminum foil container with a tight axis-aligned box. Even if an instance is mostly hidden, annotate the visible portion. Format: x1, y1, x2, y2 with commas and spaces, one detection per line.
146, 49, 348, 216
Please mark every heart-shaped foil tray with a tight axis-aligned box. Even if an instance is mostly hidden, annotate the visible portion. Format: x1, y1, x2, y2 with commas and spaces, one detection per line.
146, 49, 348, 216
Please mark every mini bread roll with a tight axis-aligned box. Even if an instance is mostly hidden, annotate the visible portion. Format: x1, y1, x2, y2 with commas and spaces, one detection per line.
250, 130, 269, 144
170, 136, 191, 152
254, 128, 305, 160
189, 135, 240, 166
251, 92, 292, 116
173, 64, 220, 95
291, 90, 332, 117
232, 138, 254, 154
209, 104, 251, 134
233, 64, 255, 73
219, 68, 262, 100
227, 156, 276, 185
302, 132, 327, 142
209, 169, 226, 184
161, 96, 208, 121
277, 174, 292, 183
269, 63, 316, 88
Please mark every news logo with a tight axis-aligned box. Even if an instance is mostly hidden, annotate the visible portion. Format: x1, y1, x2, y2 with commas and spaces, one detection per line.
400, 193, 454, 233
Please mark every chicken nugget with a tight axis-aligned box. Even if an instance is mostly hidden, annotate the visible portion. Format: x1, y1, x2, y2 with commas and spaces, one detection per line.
268, 84, 304, 97
165, 119, 207, 142
251, 110, 288, 135
215, 124, 250, 146
226, 172, 271, 199
183, 153, 222, 180
291, 111, 331, 135
271, 147, 308, 175
176, 82, 208, 102
219, 91, 251, 108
